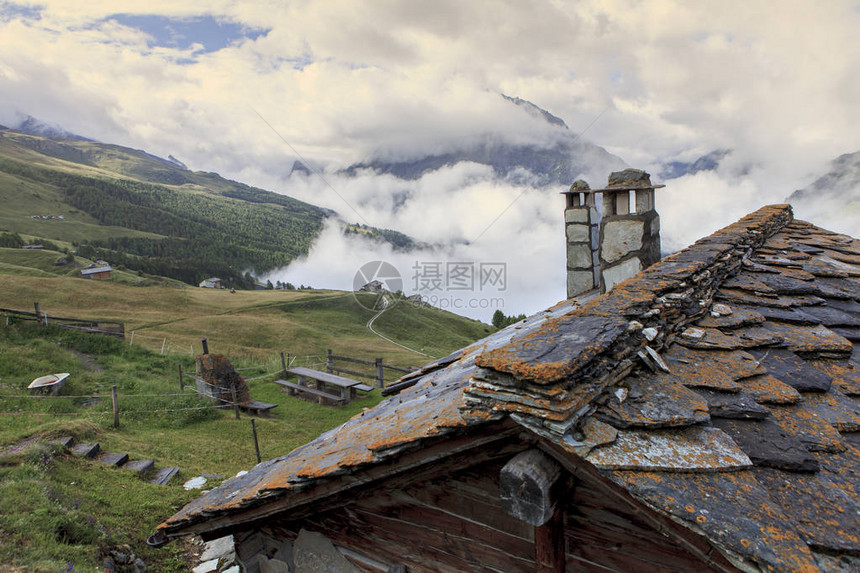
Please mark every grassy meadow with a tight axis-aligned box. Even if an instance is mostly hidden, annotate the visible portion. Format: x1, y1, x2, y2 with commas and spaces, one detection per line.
0, 274, 493, 572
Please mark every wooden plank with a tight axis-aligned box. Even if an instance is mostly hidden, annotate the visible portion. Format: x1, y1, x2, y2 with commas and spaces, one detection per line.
309, 502, 536, 573
382, 364, 414, 374
330, 354, 377, 366
404, 468, 534, 541
275, 380, 344, 404
565, 484, 724, 573
536, 506, 564, 573
307, 513, 472, 573
332, 366, 375, 380
358, 489, 535, 560
286, 367, 362, 388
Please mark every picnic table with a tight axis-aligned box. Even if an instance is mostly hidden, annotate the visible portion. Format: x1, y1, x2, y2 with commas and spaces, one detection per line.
276, 367, 373, 405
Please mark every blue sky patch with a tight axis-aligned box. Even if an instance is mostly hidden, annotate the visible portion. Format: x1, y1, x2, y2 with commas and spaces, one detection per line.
0, 2, 43, 22
106, 14, 268, 53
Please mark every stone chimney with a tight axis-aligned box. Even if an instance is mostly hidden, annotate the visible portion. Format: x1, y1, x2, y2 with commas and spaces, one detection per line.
564, 168, 663, 298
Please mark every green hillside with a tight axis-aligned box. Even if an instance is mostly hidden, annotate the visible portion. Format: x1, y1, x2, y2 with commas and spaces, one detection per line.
0, 274, 494, 571
0, 129, 414, 287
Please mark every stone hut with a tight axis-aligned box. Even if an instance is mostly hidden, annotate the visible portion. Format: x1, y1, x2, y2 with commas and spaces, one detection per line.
157, 204, 860, 573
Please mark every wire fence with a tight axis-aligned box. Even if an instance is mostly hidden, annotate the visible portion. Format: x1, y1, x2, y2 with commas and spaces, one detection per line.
0, 345, 419, 427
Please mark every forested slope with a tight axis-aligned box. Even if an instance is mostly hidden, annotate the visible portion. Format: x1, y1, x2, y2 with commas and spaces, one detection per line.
0, 130, 413, 287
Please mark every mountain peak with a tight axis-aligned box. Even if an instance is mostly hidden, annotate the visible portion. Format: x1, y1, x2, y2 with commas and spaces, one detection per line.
13, 115, 91, 141
501, 94, 568, 129
167, 155, 188, 170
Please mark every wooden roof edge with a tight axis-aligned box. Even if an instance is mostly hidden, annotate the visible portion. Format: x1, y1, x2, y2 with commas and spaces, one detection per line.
157, 419, 525, 540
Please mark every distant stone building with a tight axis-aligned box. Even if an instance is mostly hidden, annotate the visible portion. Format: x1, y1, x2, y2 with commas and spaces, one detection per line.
80, 265, 112, 280
359, 280, 385, 293
199, 278, 222, 289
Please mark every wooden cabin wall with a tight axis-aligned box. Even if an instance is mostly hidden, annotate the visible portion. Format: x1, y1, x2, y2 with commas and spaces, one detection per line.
302, 458, 538, 573
564, 479, 727, 573
253, 455, 732, 573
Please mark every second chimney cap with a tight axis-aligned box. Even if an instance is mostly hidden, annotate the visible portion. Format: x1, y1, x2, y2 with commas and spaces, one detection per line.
569, 179, 591, 192
594, 168, 665, 192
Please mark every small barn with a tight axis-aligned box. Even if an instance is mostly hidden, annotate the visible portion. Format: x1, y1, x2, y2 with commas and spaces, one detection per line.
200, 277, 222, 289
157, 198, 860, 572
80, 265, 112, 280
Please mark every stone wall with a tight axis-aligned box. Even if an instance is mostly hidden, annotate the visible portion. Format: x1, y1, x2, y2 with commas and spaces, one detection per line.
564, 169, 663, 298
598, 171, 661, 293
564, 180, 600, 299
235, 528, 391, 573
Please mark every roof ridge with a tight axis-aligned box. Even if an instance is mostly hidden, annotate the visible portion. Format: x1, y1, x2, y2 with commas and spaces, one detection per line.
466, 204, 794, 435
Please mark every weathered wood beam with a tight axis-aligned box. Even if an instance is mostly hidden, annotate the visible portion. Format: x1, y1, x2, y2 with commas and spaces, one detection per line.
501, 449, 567, 573
535, 506, 564, 573
500, 449, 564, 527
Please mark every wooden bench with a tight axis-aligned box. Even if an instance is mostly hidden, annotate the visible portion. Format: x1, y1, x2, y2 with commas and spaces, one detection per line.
240, 399, 279, 416
276, 379, 345, 405
278, 367, 375, 405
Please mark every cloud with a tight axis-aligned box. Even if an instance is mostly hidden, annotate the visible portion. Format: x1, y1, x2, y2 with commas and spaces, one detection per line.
1, 0, 859, 320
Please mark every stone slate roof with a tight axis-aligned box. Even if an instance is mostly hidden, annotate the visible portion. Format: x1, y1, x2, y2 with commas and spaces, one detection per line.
160, 205, 860, 573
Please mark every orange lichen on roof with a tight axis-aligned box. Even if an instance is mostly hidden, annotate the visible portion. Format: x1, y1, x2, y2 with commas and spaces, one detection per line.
664, 346, 761, 391
597, 373, 710, 428
477, 204, 795, 388
797, 389, 860, 432
735, 374, 801, 405
610, 470, 822, 573
754, 467, 860, 554
585, 426, 751, 472
676, 326, 783, 351
759, 322, 853, 355
768, 403, 847, 453
805, 359, 860, 396
696, 304, 766, 330
564, 416, 618, 457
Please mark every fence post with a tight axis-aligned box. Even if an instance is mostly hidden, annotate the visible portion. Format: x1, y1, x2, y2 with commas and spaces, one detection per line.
280, 352, 287, 376
326, 349, 333, 373
375, 357, 384, 389
178, 364, 184, 391
34, 302, 44, 326
161, 338, 167, 355
251, 419, 261, 464
111, 385, 119, 428
201, 337, 209, 355
231, 384, 240, 420
129, 331, 135, 346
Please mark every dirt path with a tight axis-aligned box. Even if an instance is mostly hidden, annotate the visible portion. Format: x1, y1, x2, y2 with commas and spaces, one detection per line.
366, 296, 435, 359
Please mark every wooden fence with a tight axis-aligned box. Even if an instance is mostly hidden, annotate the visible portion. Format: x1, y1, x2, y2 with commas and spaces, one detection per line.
325, 349, 416, 389
0, 303, 125, 339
